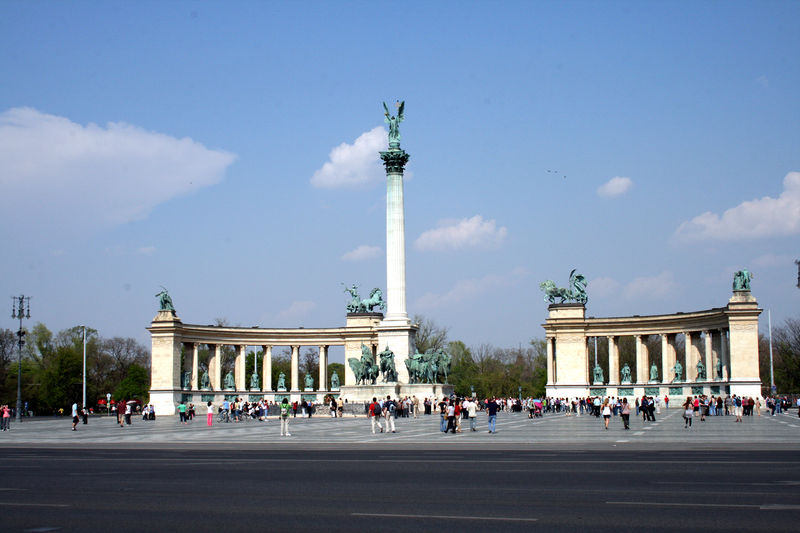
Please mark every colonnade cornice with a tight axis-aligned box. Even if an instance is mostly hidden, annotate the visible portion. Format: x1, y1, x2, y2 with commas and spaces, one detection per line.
148, 322, 378, 346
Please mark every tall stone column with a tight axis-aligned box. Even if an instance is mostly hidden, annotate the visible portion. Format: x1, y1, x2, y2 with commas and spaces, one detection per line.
661, 334, 671, 383
635, 335, 647, 383
377, 135, 416, 384
319, 345, 328, 391
380, 146, 411, 326
290, 345, 300, 392
262, 345, 272, 392
235, 345, 246, 391
720, 329, 729, 381
703, 331, 713, 381
191, 343, 199, 390
546, 337, 554, 385
212, 344, 222, 391
683, 332, 694, 381
608, 336, 619, 385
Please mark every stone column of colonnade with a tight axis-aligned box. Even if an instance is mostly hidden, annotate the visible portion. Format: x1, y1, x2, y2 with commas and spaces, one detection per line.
607, 336, 619, 385
720, 330, 729, 381
208, 344, 221, 391
704, 331, 713, 380
318, 346, 328, 391
684, 332, 694, 381
661, 334, 674, 383
261, 346, 272, 391
191, 343, 199, 390
291, 345, 300, 391
635, 335, 648, 383
546, 337, 555, 385
235, 346, 246, 391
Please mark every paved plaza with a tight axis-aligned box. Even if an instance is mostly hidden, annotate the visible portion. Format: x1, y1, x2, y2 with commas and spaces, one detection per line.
1, 410, 799, 532
2, 407, 799, 449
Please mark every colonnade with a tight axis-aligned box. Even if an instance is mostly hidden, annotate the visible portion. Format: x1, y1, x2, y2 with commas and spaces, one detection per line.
543, 287, 762, 399
182, 343, 331, 392
580, 330, 730, 386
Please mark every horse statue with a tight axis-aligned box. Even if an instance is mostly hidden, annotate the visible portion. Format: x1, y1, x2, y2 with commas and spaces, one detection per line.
348, 344, 381, 385
539, 280, 572, 304
539, 269, 588, 304
342, 284, 385, 313
358, 288, 385, 313
378, 345, 398, 382
434, 348, 451, 384
405, 355, 421, 384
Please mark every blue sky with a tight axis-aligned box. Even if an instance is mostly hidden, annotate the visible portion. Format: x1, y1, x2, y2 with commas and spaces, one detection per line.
1, 2, 798, 361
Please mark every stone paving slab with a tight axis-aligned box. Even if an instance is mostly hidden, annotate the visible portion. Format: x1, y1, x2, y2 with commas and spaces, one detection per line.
1, 409, 799, 449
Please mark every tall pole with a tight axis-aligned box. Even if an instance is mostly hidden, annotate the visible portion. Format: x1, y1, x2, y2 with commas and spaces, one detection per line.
81, 325, 87, 410
11, 295, 31, 423
768, 309, 775, 395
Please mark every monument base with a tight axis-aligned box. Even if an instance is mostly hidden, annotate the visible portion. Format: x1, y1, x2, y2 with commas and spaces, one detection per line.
339, 383, 454, 403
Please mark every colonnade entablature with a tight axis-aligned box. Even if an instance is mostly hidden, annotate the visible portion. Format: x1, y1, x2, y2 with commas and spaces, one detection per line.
148, 310, 394, 415
543, 289, 762, 400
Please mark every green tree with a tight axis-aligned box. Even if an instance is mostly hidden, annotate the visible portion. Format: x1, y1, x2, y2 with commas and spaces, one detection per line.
113, 364, 149, 400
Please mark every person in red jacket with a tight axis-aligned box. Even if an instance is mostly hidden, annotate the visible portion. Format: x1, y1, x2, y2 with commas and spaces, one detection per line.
370, 397, 384, 434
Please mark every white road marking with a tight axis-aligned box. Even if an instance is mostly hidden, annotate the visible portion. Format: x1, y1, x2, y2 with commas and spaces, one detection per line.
352, 512, 537, 522
0, 503, 70, 508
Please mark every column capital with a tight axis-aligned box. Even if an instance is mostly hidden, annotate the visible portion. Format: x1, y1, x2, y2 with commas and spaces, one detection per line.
380, 148, 410, 173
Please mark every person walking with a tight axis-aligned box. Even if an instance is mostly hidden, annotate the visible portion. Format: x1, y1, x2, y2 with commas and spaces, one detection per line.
1, 404, 10, 431
383, 396, 396, 433
683, 397, 693, 428
601, 399, 611, 430
445, 400, 456, 434
280, 398, 291, 436
370, 397, 384, 434
178, 401, 188, 425
81, 406, 88, 425
467, 397, 478, 431
71, 402, 79, 431
734, 395, 743, 422
620, 398, 630, 430
206, 401, 214, 427
486, 397, 498, 434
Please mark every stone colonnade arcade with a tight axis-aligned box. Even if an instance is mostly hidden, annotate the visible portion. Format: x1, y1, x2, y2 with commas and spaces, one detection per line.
543, 288, 762, 400
148, 310, 412, 415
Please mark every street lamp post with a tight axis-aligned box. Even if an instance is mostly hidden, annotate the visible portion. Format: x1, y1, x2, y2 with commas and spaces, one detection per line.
11, 295, 31, 423
80, 325, 87, 411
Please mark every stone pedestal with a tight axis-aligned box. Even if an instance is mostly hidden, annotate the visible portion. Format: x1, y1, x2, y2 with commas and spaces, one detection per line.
544, 304, 587, 399
339, 383, 454, 404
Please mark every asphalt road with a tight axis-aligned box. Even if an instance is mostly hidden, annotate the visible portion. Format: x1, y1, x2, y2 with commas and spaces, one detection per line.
2, 448, 798, 533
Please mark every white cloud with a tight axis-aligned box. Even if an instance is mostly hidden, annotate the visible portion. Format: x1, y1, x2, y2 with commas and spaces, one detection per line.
623, 271, 677, 301
415, 215, 507, 251
0, 107, 236, 238
310, 126, 387, 188
751, 253, 793, 269
137, 246, 157, 255
589, 276, 621, 299
276, 300, 316, 321
341, 245, 381, 262
416, 268, 527, 309
674, 172, 800, 242
755, 75, 769, 88
597, 176, 633, 197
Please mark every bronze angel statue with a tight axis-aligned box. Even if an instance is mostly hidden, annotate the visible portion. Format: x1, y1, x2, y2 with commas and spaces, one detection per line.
383, 100, 404, 146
